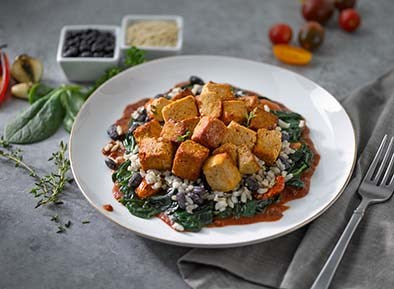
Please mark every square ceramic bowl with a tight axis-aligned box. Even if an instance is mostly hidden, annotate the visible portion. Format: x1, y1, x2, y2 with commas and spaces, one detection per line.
120, 15, 183, 59
57, 25, 120, 82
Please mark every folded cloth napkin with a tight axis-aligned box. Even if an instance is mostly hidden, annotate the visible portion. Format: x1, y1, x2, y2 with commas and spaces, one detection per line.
178, 70, 394, 289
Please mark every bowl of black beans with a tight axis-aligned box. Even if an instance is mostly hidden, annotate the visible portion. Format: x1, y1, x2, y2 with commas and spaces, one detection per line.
57, 25, 120, 82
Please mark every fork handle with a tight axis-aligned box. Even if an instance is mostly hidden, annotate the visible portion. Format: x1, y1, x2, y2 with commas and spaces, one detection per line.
310, 199, 370, 289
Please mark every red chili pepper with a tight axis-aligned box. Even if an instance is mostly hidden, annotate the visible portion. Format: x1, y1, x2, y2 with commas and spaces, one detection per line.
0, 47, 10, 104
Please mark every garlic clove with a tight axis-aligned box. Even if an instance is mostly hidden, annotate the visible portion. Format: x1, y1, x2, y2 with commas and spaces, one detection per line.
11, 82, 32, 100
11, 54, 43, 83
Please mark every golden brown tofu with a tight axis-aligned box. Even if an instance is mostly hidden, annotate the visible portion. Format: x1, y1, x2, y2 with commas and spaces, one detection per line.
253, 128, 282, 165
195, 93, 222, 118
138, 137, 174, 171
240, 95, 260, 112
212, 143, 238, 164
191, 116, 227, 149
238, 145, 260, 174
203, 153, 241, 192
222, 121, 257, 149
160, 120, 186, 142
221, 100, 248, 125
135, 179, 159, 199
172, 140, 210, 180
249, 107, 278, 130
146, 97, 171, 122
162, 95, 199, 122
133, 120, 162, 144
180, 117, 200, 135
201, 82, 234, 101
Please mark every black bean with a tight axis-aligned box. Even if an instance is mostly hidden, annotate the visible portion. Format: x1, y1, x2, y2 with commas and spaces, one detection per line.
135, 109, 147, 122
91, 43, 104, 52
79, 43, 90, 52
189, 76, 205, 85
128, 122, 140, 133
107, 124, 121, 140
104, 44, 114, 52
63, 46, 79, 57
128, 172, 143, 189
80, 51, 92, 57
176, 192, 187, 209
93, 52, 104, 57
281, 131, 290, 142
105, 158, 117, 170
245, 177, 259, 192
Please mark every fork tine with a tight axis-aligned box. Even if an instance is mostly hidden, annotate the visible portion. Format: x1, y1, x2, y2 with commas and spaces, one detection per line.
364, 135, 388, 181
373, 136, 394, 183
382, 149, 394, 187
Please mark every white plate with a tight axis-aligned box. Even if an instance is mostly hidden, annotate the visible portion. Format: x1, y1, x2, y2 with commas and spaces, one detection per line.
70, 55, 356, 248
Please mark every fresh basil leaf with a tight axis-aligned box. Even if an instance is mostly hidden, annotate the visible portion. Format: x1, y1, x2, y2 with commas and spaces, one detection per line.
28, 83, 53, 104
4, 89, 65, 144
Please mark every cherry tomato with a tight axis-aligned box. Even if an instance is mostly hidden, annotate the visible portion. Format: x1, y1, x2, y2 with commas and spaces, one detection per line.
269, 23, 293, 45
298, 21, 325, 51
272, 45, 312, 66
339, 9, 361, 32
302, 0, 334, 25
334, 0, 356, 11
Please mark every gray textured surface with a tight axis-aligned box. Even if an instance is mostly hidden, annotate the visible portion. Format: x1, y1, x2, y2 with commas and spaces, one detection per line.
0, 0, 393, 289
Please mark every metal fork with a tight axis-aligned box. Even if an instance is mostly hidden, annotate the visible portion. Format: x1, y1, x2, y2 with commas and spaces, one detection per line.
311, 135, 394, 289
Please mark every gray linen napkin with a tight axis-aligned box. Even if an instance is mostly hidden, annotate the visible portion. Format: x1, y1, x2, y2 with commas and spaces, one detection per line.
178, 70, 394, 289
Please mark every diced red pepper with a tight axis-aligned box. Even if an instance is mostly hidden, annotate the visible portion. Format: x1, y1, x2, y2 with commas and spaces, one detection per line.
255, 176, 286, 200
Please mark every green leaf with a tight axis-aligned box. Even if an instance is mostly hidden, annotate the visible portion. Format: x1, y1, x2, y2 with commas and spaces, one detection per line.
171, 203, 213, 232
60, 87, 85, 132
28, 83, 53, 104
4, 89, 65, 144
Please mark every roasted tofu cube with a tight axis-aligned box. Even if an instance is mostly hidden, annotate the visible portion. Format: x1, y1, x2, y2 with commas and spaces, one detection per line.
133, 120, 162, 144
160, 120, 186, 142
172, 140, 210, 180
240, 95, 260, 112
146, 97, 171, 122
162, 95, 199, 122
203, 153, 241, 192
238, 145, 260, 174
212, 143, 238, 164
222, 121, 256, 149
221, 100, 248, 125
138, 137, 174, 171
191, 116, 227, 149
253, 128, 282, 165
249, 107, 278, 130
201, 82, 234, 101
196, 93, 222, 118
180, 117, 200, 134
135, 179, 158, 199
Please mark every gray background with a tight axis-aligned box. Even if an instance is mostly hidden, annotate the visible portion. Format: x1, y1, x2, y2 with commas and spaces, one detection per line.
0, 0, 393, 288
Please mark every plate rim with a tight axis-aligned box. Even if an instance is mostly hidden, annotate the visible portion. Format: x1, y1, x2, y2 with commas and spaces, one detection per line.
69, 54, 357, 248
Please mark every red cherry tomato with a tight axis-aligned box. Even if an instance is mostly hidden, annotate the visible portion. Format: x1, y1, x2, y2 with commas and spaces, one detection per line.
269, 23, 293, 45
334, 0, 356, 11
339, 9, 361, 32
302, 0, 334, 25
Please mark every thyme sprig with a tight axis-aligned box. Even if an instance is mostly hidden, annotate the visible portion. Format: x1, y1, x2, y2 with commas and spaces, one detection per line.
30, 141, 72, 208
0, 138, 72, 208
245, 111, 256, 127
176, 130, 191, 142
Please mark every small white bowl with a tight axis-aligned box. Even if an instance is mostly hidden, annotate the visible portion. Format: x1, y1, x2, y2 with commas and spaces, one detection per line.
120, 15, 183, 59
57, 25, 120, 82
